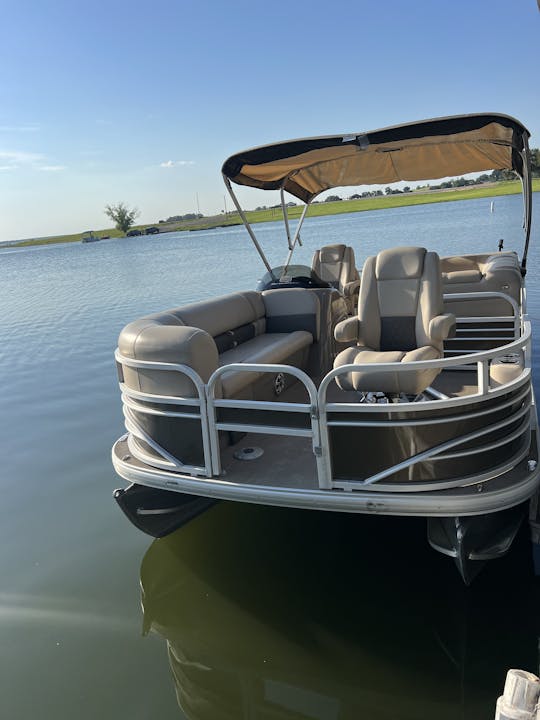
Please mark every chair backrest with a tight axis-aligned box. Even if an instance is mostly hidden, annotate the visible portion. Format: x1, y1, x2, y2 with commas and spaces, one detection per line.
311, 244, 359, 290
358, 246, 444, 352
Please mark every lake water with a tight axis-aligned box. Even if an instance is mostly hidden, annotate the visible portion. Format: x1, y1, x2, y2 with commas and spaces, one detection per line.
1, 193, 539, 719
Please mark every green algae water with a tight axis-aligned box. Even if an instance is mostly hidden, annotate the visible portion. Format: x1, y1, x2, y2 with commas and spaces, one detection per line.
1, 194, 539, 719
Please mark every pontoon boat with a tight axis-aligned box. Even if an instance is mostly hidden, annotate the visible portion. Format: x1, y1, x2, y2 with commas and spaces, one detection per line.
112, 113, 539, 583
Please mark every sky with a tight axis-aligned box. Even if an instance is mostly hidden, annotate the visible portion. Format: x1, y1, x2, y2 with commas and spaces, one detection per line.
0, 0, 539, 242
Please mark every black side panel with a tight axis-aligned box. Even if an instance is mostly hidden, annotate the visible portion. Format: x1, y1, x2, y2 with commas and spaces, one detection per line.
265, 313, 317, 336
134, 412, 205, 467
329, 387, 531, 483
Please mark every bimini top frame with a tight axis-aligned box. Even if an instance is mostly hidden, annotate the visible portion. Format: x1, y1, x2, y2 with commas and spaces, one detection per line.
222, 113, 533, 274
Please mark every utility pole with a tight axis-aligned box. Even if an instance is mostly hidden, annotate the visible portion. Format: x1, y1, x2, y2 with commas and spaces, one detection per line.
196, 193, 200, 216
223, 194, 228, 218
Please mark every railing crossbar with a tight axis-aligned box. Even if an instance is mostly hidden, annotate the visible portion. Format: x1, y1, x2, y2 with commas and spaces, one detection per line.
215, 422, 312, 438
122, 395, 202, 420
212, 398, 312, 413
434, 416, 530, 460
119, 383, 201, 407
448, 335, 514, 341
457, 316, 515, 323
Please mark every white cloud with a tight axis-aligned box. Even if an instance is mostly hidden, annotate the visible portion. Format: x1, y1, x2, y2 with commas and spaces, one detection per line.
0, 150, 46, 165
0, 124, 39, 133
0, 150, 66, 173
39, 165, 67, 172
160, 160, 195, 168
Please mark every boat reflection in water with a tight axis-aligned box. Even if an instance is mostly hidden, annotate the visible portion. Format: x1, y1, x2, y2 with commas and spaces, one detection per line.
140, 502, 539, 720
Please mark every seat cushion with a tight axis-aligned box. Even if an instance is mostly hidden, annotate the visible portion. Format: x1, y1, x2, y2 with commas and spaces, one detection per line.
335, 346, 406, 367
334, 344, 441, 395
334, 346, 405, 392
219, 331, 313, 397
175, 291, 265, 337
443, 269, 483, 284
375, 246, 426, 280
440, 255, 479, 274
402, 345, 440, 363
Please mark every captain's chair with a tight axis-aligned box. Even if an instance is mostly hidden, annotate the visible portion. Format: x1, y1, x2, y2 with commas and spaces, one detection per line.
311, 244, 360, 313
333, 247, 455, 395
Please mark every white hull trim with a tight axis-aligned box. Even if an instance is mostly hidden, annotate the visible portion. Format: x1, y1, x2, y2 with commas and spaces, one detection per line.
112, 437, 540, 518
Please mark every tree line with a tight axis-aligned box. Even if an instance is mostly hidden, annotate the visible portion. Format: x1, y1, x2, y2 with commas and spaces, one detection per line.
323, 151, 540, 201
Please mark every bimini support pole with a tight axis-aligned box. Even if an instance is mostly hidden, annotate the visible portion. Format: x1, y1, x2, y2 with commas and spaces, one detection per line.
283, 200, 312, 270
223, 174, 276, 279
281, 186, 293, 251
520, 134, 533, 277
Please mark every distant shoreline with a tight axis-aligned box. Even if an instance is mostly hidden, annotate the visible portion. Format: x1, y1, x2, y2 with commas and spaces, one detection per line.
5, 179, 539, 249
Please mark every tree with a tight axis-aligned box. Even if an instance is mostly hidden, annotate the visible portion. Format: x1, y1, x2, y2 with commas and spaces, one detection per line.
104, 202, 140, 234
490, 169, 517, 182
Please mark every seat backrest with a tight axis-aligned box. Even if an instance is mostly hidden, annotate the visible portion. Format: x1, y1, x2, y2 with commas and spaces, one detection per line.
359, 246, 443, 352
311, 244, 359, 290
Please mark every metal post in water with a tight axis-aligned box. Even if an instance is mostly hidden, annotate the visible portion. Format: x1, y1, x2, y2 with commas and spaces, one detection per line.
494, 669, 540, 719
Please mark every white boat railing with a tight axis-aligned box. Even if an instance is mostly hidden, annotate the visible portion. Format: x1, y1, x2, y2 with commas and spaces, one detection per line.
442, 291, 521, 361
205, 363, 322, 478
317, 322, 532, 489
115, 319, 533, 490
115, 350, 214, 477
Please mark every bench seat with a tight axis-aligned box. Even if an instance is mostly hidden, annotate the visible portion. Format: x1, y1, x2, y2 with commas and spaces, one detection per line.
219, 330, 313, 397
442, 252, 522, 316
118, 288, 320, 401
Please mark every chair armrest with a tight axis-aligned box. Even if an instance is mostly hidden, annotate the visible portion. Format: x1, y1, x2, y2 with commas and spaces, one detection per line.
429, 313, 456, 342
342, 279, 360, 297
334, 316, 360, 342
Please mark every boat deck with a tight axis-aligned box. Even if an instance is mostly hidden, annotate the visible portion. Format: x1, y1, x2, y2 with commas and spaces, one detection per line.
112, 428, 538, 514
223, 434, 317, 489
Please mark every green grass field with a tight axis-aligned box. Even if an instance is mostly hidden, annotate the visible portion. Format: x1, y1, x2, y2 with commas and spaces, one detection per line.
10, 178, 540, 247
244, 180, 539, 223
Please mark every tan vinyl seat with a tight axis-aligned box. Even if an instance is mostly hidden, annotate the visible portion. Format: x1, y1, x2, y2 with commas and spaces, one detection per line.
333, 246, 455, 395
311, 244, 360, 313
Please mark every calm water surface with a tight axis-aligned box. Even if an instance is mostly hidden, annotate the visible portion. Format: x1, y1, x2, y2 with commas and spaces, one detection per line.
1, 194, 539, 719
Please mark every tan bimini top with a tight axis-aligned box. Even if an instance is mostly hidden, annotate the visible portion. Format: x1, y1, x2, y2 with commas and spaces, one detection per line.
222, 113, 530, 204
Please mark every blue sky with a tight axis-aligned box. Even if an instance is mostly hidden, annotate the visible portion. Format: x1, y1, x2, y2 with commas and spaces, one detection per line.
0, 0, 539, 242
